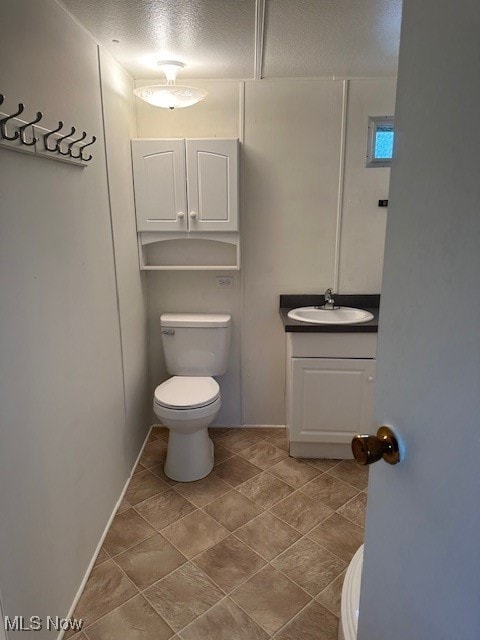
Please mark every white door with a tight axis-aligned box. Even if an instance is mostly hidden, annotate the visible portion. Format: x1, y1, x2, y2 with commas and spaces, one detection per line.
185, 139, 239, 231
131, 139, 187, 232
291, 358, 375, 443
358, 2, 480, 640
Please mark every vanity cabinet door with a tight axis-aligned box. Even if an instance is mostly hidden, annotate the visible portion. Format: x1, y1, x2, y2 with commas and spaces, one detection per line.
131, 139, 187, 232
185, 139, 238, 232
290, 358, 376, 443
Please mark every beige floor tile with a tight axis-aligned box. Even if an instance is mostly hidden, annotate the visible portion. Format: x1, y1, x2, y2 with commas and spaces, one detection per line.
265, 431, 289, 452
139, 439, 168, 469
102, 509, 156, 556
133, 463, 145, 476
147, 432, 158, 443
242, 427, 284, 439
204, 490, 263, 531
93, 547, 109, 568
231, 565, 310, 635
337, 492, 368, 528
217, 429, 265, 453
173, 473, 231, 508
135, 489, 196, 530
304, 458, 339, 472
125, 469, 170, 505
307, 513, 364, 562
270, 492, 333, 534
268, 458, 320, 488
273, 600, 338, 640
85, 594, 174, 640
114, 533, 186, 590
238, 441, 289, 470
238, 472, 294, 509
117, 498, 131, 514
213, 443, 234, 465
327, 460, 369, 490
271, 538, 346, 596
69, 634, 88, 640
152, 426, 169, 441
208, 427, 231, 440
193, 536, 266, 593
316, 569, 346, 616
214, 456, 261, 487
234, 512, 301, 561
161, 510, 228, 558
73, 560, 137, 627
179, 597, 269, 640
300, 474, 359, 510
149, 463, 177, 486
145, 563, 223, 632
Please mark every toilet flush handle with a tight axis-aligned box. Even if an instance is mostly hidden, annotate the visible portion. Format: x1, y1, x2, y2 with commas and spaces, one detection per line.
162, 329, 175, 335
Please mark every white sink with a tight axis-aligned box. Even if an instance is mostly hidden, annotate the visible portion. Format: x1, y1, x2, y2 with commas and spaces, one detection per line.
287, 306, 374, 325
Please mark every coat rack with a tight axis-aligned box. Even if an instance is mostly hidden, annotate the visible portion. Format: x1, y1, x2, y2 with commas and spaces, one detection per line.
0, 94, 96, 167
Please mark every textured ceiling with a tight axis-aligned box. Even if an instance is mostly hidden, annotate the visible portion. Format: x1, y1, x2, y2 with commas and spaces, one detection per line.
62, 0, 256, 78
263, 0, 402, 77
61, 0, 402, 80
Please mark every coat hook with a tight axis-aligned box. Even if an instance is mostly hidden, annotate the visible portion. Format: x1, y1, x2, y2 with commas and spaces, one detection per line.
68, 131, 87, 158
43, 121, 64, 151
18, 111, 43, 146
78, 135, 96, 161
0, 103, 25, 141
56, 126, 76, 155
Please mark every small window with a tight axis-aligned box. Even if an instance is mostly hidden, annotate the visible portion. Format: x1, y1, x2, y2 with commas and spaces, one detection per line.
366, 116, 395, 167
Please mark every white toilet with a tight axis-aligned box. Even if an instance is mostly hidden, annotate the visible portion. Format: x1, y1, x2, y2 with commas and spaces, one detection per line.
153, 312, 232, 482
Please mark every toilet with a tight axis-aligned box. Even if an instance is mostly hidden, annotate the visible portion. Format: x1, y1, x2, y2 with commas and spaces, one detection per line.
153, 312, 232, 482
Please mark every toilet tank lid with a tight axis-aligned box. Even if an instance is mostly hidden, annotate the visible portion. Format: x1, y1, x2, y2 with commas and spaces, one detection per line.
161, 313, 231, 328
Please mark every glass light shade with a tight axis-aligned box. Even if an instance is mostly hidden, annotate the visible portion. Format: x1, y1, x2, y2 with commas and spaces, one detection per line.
133, 85, 208, 109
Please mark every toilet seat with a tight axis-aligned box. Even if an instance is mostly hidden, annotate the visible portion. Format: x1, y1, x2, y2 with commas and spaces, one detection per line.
154, 376, 220, 410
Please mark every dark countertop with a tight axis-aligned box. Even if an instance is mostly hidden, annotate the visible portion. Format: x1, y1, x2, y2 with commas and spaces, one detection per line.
279, 294, 380, 333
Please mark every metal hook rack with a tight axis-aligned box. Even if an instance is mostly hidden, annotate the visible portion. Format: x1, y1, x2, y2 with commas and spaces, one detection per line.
0, 93, 96, 167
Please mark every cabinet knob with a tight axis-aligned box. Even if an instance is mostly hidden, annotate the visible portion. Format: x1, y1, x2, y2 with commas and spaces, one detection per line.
367, 376, 375, 382
177, 211, 185, 219
351, 426, 401, 466
189, 211, 197, 219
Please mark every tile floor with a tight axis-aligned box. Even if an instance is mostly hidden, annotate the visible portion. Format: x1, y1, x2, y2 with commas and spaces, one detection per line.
69, 427, 368, 640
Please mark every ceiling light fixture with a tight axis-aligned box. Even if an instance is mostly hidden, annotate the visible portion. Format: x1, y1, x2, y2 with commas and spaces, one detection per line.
133, 61, 208, 109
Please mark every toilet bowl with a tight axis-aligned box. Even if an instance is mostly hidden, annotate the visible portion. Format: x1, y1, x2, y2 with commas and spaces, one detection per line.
154, 312, 231, 482
153, 376, 221, 482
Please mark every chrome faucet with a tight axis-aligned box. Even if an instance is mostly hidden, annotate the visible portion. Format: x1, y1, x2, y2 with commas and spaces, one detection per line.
318, 288, 338, 310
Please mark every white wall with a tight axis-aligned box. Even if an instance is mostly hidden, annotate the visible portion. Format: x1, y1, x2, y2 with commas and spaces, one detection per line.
99, 50, 151, 448
0, 1, 149, 634
338, 78, 396, 293
137, 76, 394, 426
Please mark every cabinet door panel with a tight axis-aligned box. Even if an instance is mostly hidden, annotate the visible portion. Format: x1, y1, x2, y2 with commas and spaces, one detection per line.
186, 139, 238, 231
291, 358, 376, 443
132, 139, 187, 232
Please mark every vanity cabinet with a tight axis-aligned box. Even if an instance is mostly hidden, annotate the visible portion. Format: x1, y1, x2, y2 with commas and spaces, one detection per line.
286, 332, 377, 458
131, 138, 239, 233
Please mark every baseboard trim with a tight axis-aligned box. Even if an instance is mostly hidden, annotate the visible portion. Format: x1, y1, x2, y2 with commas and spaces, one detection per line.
57, 425, 153, 640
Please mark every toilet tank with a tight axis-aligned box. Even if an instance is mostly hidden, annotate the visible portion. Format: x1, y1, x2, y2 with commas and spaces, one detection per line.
160, 313, 232, 376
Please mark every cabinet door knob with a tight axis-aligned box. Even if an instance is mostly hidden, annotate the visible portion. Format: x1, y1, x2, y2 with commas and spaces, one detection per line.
367, 376, 375, 382
351, 426, 401, 466
189, 211, 197, 219
177, 211, 185, 219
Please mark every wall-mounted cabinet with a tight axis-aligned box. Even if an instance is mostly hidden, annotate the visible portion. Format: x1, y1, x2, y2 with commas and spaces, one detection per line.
132, 138, 238, 234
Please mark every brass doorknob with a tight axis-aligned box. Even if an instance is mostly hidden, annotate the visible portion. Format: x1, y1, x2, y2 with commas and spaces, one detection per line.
352, 426, 400, 466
